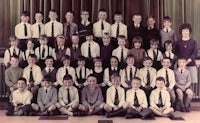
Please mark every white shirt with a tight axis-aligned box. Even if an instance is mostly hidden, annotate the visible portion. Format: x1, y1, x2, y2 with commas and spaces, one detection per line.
45, 20, 63, 37
12, 89, 33, 105
111, 22, 127, 38
112, 47, 129, 62
106, 86, 125, 107
35, 45, 56, 60
15, 22, 31, 39
74, 66, 91, 86
53, 47, 71, 58
22, 49, 35, 61
23, 65, 43, 85
164, 51, 175, 59
4, 47, 22, 67
56, 66, 76, 86
139, 67, 157, 87
126, 89, 148, 108
104, 67, 121, 87
93, 20, 111, 37
146, 49, 163, 61
81, 41, 100, 58
31, 22, 45, 38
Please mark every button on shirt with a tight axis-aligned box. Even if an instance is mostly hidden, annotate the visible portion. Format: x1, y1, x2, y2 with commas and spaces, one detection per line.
111, 22, 127, 38
15, 22, 31, 39
112, 47, 129, 63
146, 49, 163, 61
31, 22, 45, 38
93, 20, 111, 37
81, 41, 100, 58
139, 67, 157, 87
12, 89, 33, 105
45, 21, 63, 37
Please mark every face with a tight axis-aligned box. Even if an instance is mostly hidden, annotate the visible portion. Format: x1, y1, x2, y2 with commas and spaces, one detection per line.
131, 79, 141, 90
163, 20, 172, 28
156, 80, 165, 89
45, 59, 54, 67
49, 11, 58, 21
162, 59, 171, 68
111, 77, 121, 88
165, 43, 173, 51
102, 35, 111, 46
81, 11, 89, 21
94, 61, 102, 68
181, 28, 190, 38
126, 57, 135, 66
78, 60, 85, 67
39, 38, 47, 46
27, 40, 34, 50
133, 42, 141, 49
143, 60, 152, 68
117, 38, 126, 47
63, 59, 70, 67
132, 15, 142, 25
114, 15, 122, 23
21, 15, 28, 23
110, 57, 118, 68
63, 79, 73, 88
86, 35, 93, 42
150, 44, 158, 49
10, 40, 18, 47
10, 57, 19, 67
43, 81, 52, 88
71, 36, 79, 45
65, 12, 74, 22
28, 57, 36, 66
98, 11, 107, 21
87, 76, 97, 88
35, 13, 43, 22
17, 80, 26, 91
178, 59, 186, 68
147, 17, 155, 27
56, 38, 65, 46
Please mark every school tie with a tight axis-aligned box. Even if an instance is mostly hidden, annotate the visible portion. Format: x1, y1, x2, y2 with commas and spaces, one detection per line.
67, 88, 71, 103
166, 69, 169, 87
66, 68, 68, 75
45, 89, 48, 93
158, 91, 163, 107
74, 46, 77, 52
24, 24, 28, 36
134, 91, 139, 107
13, 48, 16, 55
29, 67, 34, 82
42, 47, 45, 58
181, 69, 183, 74
146, 69, 151, 86
101, 21, 104, 30
84, 21, 87, 26
168, 52, 171, 59
130, 67, 133, 81
67, 23, 70, 37
121, 48, 124, 63
79, 68, 82, 79
166, 29, 168, 33
153, 50, 157, 61
38, 24, 41, 36
114, 88, 119, 105
116, 23, 119, 38
51, 22, 54, 37
88, 43, 91, 58
48, 68, 51, 74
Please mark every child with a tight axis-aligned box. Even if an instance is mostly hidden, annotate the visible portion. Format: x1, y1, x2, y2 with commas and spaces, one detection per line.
160, 16, 177, 49
15, 11, 31, 51
31, 75, 57, 116
70, 34, 82, 68
121, 55, 139, 90
78, 74, 105, 115
5, 56, 23, 101
104, 73, 127, 118
163, 40, 177, 69
35, 34, 55, 69
55, 55, 76, 88
127, 13, 144, 48
125, 77, 153, 119
56, 74, 79, 116
100, 32, 114, 68
174, 58, 193, 112
6, 78, 33, 116
154, 58, 176, 106
139, 57, 157, 99
112, 35, 129, 69
127, 36, 146, 68
54, 35, 71, 68
150, 77, 174, 117
4, 35, 22, 67
45, 9, 63, 47
146, 39, 163, 70
42, 56, 57, 84
78, 10, 93, 45
31, 12, 45, 48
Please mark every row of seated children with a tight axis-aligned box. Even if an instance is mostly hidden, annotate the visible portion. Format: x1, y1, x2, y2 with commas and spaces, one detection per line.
6, 73, 176, 119
5, 51, 193, 113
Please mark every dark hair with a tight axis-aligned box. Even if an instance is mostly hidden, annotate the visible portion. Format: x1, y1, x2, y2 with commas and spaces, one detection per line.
66, 10, 74, 15
43, 75, 52, 82
126, 54, 135, 60
39, 34, 48, 40
71, 33, 79, 37
162, 57, 172, 63
132, 36, 143, 45
163, 16, 172, 22
117, 35, 126, 39
164, 40, 173, 49
156, 77, 165, 83
99, 8, 107, 12
28, 54, 37, 59
133, 13, 142, 17
63, 74, 73, 81
110, 56, 119, 63
61, 55, 71, 62
11, 55, 19, 60
111, 73, 120, 80
9, 35, 17, 42
21, 11, 30, 16
143, 57, 153, 62
150, 38, 159, 45
93, 57, 103, 63
146, 15, 155, 21
77, 56, 86, 61
179, 23, 192, 34
114, 11, 122, 15
35, 11, 43, 15
132, 77, 141, 82
50, 9, 57, 14
45, 55, 54, 61
18, 77, 27, 84
87, 74, 97, 79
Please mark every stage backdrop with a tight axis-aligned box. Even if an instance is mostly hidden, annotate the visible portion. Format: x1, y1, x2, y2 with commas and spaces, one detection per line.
0, 0, 200, 50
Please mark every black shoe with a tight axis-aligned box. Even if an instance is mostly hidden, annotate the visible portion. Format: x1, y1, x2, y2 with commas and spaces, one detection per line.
168, 114, 175, 119
29, 111, 38, 116
5, 112, 14, 116
180, 107, 186, 112
185, 107, 190, 112
125, 114, 132, 119
23, 111, 28, 116
73, 112, 81, 116
49, 111, 54, 116
106, 113, 111, 118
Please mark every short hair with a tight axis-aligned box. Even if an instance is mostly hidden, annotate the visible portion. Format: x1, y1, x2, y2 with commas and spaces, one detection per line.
87, 74, 97, 79
28, 54, 37, 59
179, 23, 192, 34
81, 10, 89, 14
71, 33, 79, 37
62, 55, 71, 62
21, 11, 30, 16
11, 55, 19, 60
56, 34, 66, 41
150, 38, 159, 45
66, 10, 74, 15
85, 31, 93, 36
9, 35, 17, 42
146, 15, 155, 21
35, 11, 43, 15
126, 54, 135, 60
93, 57, 103, 63
132, 36, 143, 45
114, 11, 122, 15
45, 55, 54, 61
163, 16, 172, 22
110, 56, 119, 63
49, 9, 57, 14
103, 32, 111, 37
117, 35, 126, 39
177, 58, 187, 62
132, 77, 141, 82
143, 57, 153, 62
18, 77, 27, 84
111, 73, 120, 80
133, 13, 142, 17
162, 57, 171, 62
156, 77, 165, 83
99, 8, 107, 13
43, 75, 52, 82
63, 74, 73, 81
77, 56, 86, 61
39, 34, 48, 40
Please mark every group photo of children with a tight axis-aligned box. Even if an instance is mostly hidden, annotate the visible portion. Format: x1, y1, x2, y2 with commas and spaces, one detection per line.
3, 7, 198, 120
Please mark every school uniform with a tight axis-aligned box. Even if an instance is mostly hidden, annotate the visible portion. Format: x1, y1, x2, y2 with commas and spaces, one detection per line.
100, 44, 114, 68
160, 28, 177, 47
104, 67, 121, 87
74, 66, 90, 87
54, 47, 71, 68
31, 22, 45, 48
146, 49, 163, 70
163, 51, 177, 70
70, 45, 81, 68
21, 49, 35, 68
4, 47, 22, 67
111, 22, 127, 38
42, 67, 57, 83
78, 21, 93, 45
63, 22, 78, 46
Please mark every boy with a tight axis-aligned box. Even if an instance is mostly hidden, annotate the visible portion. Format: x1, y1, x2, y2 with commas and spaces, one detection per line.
56, 74, 79, 116
150, 77, 174, 117
15, 11, 31, 51
104, 73, 127, 118
31, 75, 57, 116
6, 78, 33, 116
31, 12, 45, 48
121, 55, 139, 89
125, 77, 153, 119
127, 13, 144, 48
174, 58, 193, 112
93, 9, 111, 46
112, 35, 129, 69
78, 74, 105, 115
4, 35, 22, 67
45, 9, 63, 47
